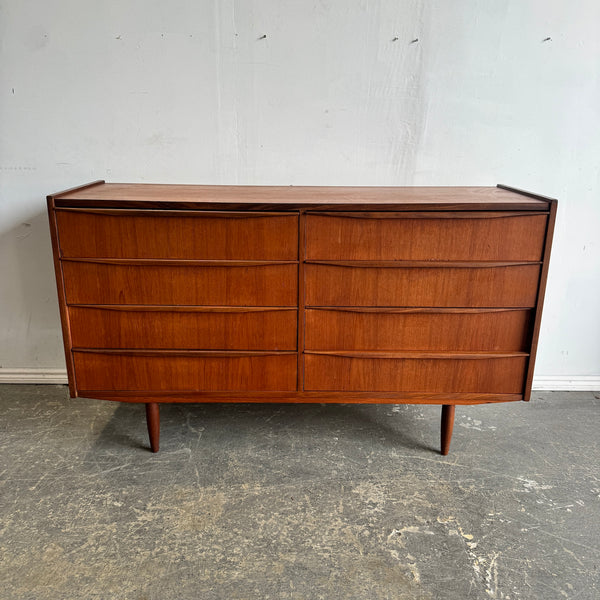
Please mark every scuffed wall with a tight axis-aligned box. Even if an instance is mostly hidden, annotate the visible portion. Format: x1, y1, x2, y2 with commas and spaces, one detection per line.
1, 1, 599, 382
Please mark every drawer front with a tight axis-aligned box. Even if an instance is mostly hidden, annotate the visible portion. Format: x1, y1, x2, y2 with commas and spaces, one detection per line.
304, 354, 527, 393
57, 210, 298, 260
306, 213, 547, 261
74, 352, 298, 392
305, 308, 532, 352
62, 262, 298, 306
305, 264, 540, 307
69, 307, 297, 350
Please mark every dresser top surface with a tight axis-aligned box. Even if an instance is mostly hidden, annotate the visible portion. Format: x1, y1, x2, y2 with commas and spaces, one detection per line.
50, 182, 553, 211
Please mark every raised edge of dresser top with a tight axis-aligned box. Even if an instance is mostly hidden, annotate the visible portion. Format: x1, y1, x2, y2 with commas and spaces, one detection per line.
51, 182, 552, 210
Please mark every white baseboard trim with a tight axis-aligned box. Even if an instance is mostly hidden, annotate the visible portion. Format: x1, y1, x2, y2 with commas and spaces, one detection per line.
0, 368, 68, 384
0, 369, 598, 391
532, 376, 600, 391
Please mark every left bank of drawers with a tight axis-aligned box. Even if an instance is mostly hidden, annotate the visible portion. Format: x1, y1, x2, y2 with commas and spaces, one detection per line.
55, 208, 299, 392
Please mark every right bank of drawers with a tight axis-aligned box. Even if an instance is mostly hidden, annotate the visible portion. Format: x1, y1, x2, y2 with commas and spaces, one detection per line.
304, 211, 547, 394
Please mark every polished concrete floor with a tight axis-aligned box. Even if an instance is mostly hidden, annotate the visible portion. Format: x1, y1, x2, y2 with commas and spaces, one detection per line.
0, 385, 598, 599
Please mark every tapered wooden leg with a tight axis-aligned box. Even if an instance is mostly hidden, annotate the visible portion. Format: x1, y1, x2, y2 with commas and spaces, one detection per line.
146, 402, 160, 453
440, 404, 455, 456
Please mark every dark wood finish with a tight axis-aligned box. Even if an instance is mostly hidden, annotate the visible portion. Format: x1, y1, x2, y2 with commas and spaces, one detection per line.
68, 306, 297, 350
48, 180, 105, 199
73, 351, 298, 391
306, 213, 547, 261
56, 210, 298, 260
306, 308, 532, 351
441, 405, 455, 455
146, 403, 160, 453
496, 183, 558, 204
62, 261, 298, 306
47, 182, 556, 454
304, 354, 527, 393
305, 263, 540, 307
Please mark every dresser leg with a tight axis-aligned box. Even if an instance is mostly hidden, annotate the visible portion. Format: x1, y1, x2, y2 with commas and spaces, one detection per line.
440, 404, 455, 456
145, 403, 160, 453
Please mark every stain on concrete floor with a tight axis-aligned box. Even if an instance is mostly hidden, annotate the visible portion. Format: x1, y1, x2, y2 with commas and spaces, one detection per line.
0, 386, 598, 599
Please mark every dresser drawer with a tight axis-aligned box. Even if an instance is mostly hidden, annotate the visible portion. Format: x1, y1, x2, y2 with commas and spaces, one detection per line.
305, 263, 540, 307
74, 351, 298, 392
69, 306, 297, 350
62, 261, 297, 306
305, 308, 532, 352
56, 209, 298, 260
306, 213, 547, 261
304, 354, 527, 393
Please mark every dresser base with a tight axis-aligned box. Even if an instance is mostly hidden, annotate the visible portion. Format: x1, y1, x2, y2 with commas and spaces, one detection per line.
78, 391, 524, 404
140, 399, 460, 455
77, 391, 523, 454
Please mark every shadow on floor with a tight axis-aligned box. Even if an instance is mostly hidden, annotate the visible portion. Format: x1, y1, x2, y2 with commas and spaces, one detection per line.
90, 400, 439, 455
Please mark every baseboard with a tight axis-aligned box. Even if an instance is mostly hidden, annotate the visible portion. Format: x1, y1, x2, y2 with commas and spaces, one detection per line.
0, 368, 68, 384
0, 369, 598, 391
532, 376, 600, 391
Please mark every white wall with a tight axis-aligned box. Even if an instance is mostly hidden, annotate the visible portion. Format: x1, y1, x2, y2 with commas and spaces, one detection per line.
1, 1, 599, 387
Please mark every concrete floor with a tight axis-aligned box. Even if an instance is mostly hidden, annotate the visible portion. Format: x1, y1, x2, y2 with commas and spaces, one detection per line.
0, 386, 598, 600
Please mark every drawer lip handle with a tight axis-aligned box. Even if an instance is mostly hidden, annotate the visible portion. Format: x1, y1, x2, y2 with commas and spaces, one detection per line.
61, 258, 299, 267
305, 350, 529, 360
306, 306, 530, 314
73, 349, 297, 358
306, 211, 549, 219
68, 304, 297, 313
56, 207, 300, 218
306, 260, 541, 268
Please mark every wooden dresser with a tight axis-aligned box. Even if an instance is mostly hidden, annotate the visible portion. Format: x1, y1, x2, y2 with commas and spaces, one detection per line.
47, 182, 556, 454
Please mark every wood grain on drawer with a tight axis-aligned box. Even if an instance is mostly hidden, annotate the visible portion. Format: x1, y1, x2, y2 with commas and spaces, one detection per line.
74, 351, 298, 391
304, 353, 528, 393
69, 306, 297, 350
56, 209, 298, 260
306, 213, 547, 261
305, 308, 532, 351
62, 261, 297, 306
305, 263, 540, 307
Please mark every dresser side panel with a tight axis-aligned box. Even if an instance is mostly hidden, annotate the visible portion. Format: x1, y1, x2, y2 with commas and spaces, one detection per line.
523, 199, 558, 400
47, 197, 77, 396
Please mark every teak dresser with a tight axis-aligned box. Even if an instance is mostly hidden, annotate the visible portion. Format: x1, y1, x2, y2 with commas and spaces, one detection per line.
47, 182, 557, 454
